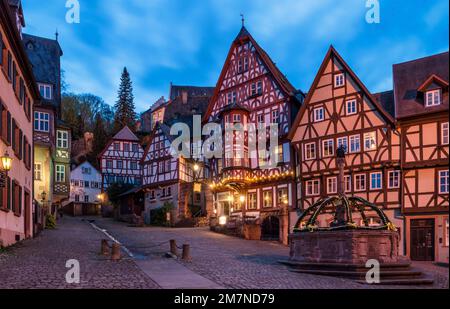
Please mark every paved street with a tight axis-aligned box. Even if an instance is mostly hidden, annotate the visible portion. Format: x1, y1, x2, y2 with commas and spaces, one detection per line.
0, 217, 159, 289
0, 216, 448, 289
92, 217, 449, 289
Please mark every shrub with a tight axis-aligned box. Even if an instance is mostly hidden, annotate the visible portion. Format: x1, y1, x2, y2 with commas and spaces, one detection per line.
150, 202, 174, 226
45, 214, 57, 229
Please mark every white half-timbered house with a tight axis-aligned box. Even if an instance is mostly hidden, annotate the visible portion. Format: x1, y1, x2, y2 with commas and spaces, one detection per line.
99, 126, 144, 191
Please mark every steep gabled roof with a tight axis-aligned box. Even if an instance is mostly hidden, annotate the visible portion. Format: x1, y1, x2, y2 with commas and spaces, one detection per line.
393, 51, 449, 119
112, 126, 140, 141
203, 26, 298, 122
288, 46, 395, 140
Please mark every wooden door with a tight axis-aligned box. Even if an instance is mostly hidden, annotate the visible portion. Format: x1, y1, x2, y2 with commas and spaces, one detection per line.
410, 219, 435, 261
24, 191, 31, 238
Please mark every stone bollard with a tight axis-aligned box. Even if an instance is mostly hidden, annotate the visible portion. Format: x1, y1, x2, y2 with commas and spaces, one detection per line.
111, 243, 121, 261
170, 239, 178, 256
182, 244, 191, 262
101, 239, 110, 256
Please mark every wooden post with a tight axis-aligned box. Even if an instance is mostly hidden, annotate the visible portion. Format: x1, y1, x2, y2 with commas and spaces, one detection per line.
111, 243, 121, 261
101, 239, 110, 256
182, 244, 191, 261
170, 239, 178, 256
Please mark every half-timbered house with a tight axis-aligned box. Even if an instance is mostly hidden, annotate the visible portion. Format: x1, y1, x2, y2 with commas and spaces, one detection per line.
0, 0, 38, 246
141, 87, 213, 225
393, 52, 449, 263
22, 32, 69, 216
288, 46, 404, 253
204, 26, 303, 244
99, 126, 144, 191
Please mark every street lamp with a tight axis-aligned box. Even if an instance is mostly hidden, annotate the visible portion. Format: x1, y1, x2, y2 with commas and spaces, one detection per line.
0, 151, 12, 173
193, 163, 200, 172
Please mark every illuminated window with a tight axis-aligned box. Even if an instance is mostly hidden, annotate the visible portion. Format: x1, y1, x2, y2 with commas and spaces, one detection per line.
263, 191, 273, 208
364, 132, 377, 151
34, 163, 42, 181
322, 139, 334, 157
304, 143, 316, 160
248, 193, 257, 210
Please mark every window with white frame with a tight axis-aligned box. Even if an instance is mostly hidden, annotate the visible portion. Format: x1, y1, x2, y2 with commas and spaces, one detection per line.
334, 73, 345, 87
34, 112, 50, 132
123, 143, 130, 152
272, 110, 279, 124
370, 172, 383, 190
257, 114, 264, 123
442, 122, 449, 145
38, 83, 52, 100
322, 139, 334, 157
355, 174, 366, 191
388, 171, 400, 189
263, 191, 273, 208
57, 130, 68, 148
56, 165, 65, 183
306, 180, 320, 196
304, 143, 316, 160
337, 137, 348, 153
349, 135, 361, 153
248, 192, 257, 210
364, 132, 377, 151
425, 89, 441, 107
346, 99, 357, 115
439, 170, 449, 194
314, 107, 324, 122
327, 177, 337, 194
344, 175, 351, 192
233, 114, 241, 123
34, 163, 42, 180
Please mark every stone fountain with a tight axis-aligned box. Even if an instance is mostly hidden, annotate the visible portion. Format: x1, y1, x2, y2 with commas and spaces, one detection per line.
281, 147, 433, 285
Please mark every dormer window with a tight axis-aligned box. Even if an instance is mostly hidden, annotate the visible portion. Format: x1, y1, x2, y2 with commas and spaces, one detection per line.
38, 83, 53, 100
334, 73, 345, 87
425, 89, 441, 107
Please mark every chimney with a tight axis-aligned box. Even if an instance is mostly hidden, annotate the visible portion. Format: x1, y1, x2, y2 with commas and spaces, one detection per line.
182, 91, 188, 104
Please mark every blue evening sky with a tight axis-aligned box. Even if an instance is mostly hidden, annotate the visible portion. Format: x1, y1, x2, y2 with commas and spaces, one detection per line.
21, 0, 449, 113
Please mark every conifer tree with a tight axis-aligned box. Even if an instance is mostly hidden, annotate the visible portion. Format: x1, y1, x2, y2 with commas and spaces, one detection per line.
113, 67, 136, 133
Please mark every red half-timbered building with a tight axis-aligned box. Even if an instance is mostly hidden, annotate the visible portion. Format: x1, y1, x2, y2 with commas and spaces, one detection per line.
99, 126, 144, 191
288, 46, 404, 253
141, 87, 213, 225
204, 26, 303, 244
393, 52, 449, 263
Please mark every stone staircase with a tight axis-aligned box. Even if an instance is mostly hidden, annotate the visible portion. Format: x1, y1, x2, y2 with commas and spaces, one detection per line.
279, 260, 434, 285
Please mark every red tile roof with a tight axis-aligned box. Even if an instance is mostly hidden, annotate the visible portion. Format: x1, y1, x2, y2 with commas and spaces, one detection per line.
393, 51, 449, 119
